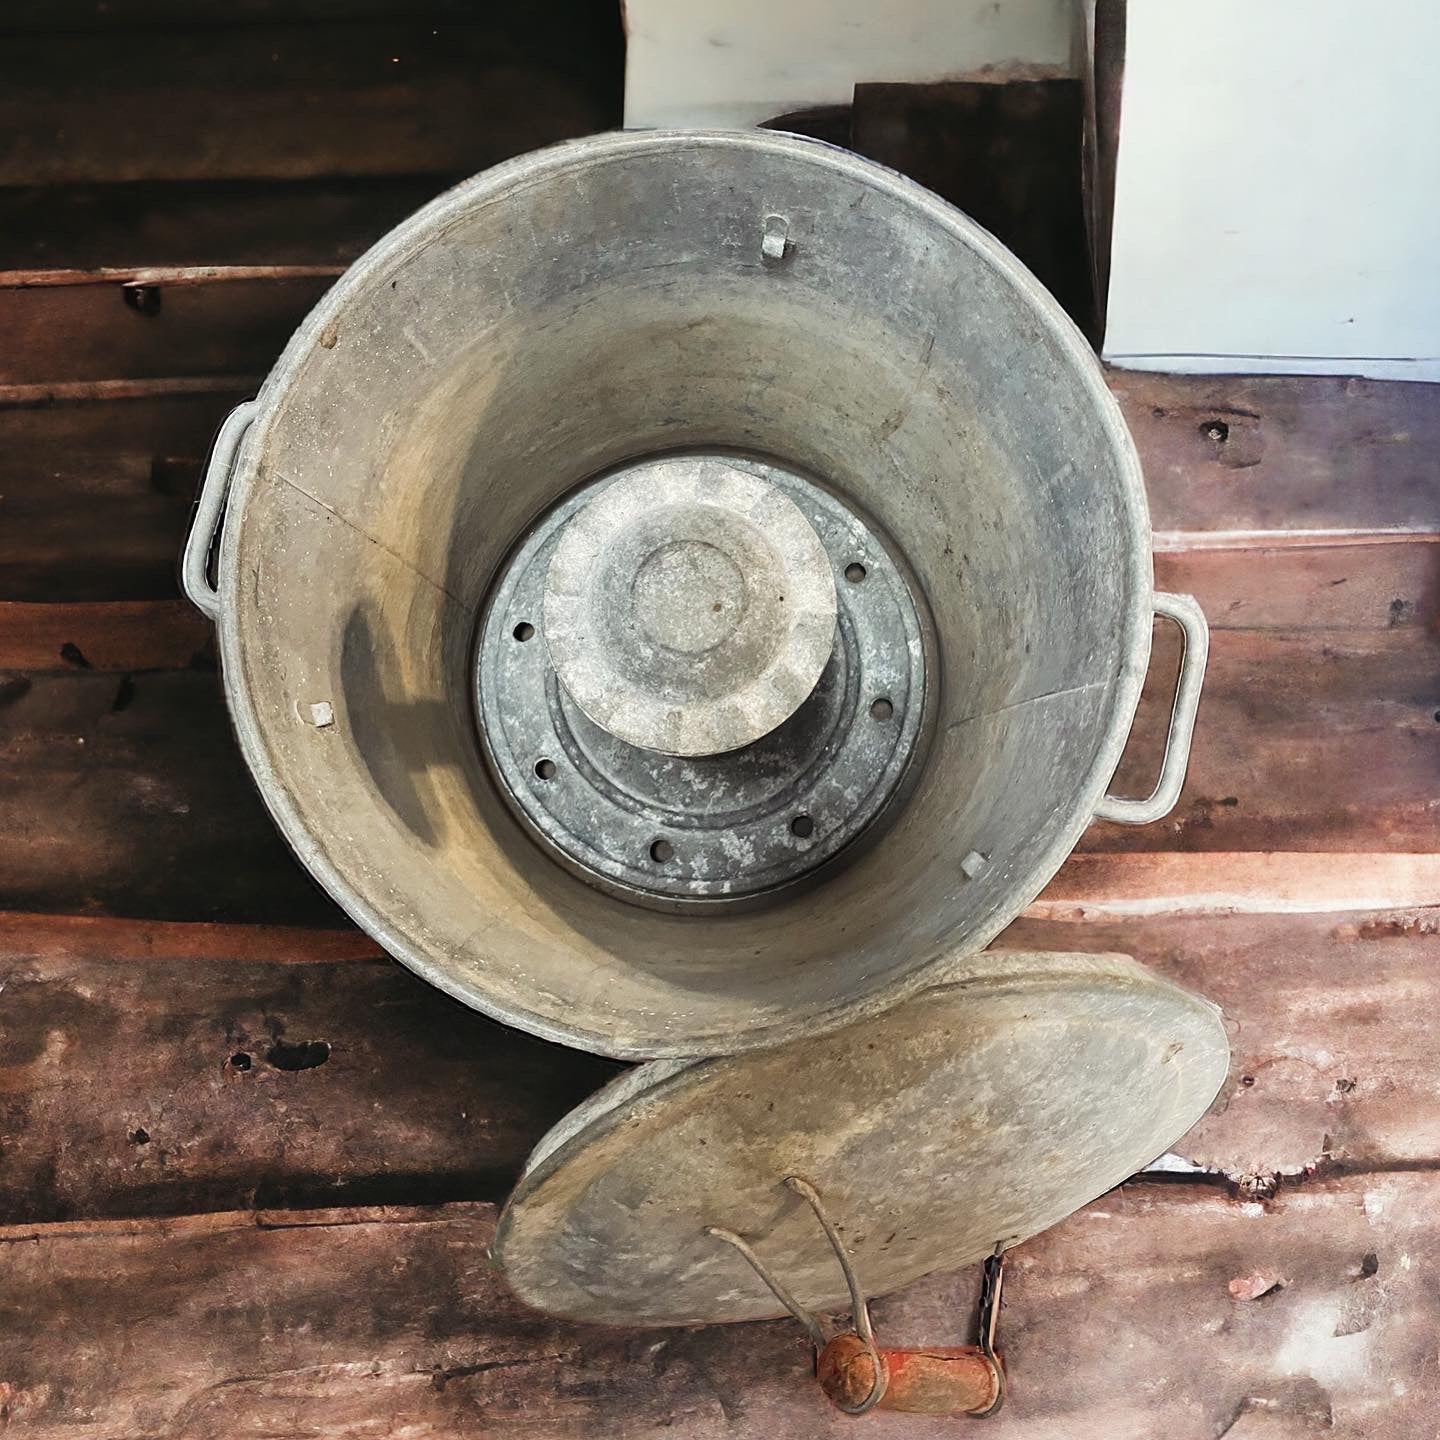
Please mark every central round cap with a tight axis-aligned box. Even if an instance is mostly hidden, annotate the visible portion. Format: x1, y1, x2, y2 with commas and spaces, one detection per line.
631, 539, 745, 655
542, 456, 839, 756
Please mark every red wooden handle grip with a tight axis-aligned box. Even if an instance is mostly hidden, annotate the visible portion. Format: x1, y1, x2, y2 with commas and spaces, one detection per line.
817, 1333, 1003, 1416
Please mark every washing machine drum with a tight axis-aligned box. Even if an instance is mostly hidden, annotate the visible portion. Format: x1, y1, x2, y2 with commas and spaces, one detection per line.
187, 130, 1204, 1059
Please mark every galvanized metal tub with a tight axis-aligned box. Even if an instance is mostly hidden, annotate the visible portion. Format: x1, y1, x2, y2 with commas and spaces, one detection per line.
184, 129, 1206, 1059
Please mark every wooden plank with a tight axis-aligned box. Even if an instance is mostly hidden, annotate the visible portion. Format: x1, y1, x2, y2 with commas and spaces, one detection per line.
0, 937, 617, 1224
1112, 370, 1440, 537
4, 522, 1432, 633
0, 669, 338, 924
998, 906, 1440, 1177
0, 1177, 1434, 1438
9, 368, 1439, 602
0, 177, 447, 270
1082, 0, 1125, 324
0, 910, 375, 963
4, 896, 1433, 1225
1, 264, 343, 288
7, 532, 1431, 671
0, 20, 620, 186
0, 1204, 452, 1243
0, 376, 252, 405
0, 1, 485, 29
1083, 625, 1440, 854
0, 385, 244, 600
20, 532, 1426, 679
1155, 537, 1440, 631
0, 270, 336, 385
1088, 627, 1440, 852
3, 617, 1435, 920
1035, 852, 1440, 918
0, 600, 211, 671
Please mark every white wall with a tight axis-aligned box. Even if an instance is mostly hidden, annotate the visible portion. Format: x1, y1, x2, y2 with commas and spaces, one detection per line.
1104, 0, 1440, 381
623, 0, 1077, 131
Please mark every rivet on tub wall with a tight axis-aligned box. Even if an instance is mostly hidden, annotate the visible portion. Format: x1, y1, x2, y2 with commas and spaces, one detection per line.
761, 214, 792, 264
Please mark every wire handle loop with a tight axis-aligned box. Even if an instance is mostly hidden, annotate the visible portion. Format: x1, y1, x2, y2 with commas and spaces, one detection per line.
706, 1174, 888, 1414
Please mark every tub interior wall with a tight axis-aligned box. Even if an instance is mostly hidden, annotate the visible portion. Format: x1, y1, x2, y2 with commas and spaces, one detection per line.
229, 141, 1144, 1053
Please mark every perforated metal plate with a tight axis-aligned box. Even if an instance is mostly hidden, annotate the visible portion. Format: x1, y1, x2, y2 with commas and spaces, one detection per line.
475, 452, 933, 907
493, 951, 1229, 1327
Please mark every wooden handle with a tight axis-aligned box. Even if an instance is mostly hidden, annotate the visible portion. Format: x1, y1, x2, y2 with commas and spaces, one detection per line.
817, 1333, 1003, 1416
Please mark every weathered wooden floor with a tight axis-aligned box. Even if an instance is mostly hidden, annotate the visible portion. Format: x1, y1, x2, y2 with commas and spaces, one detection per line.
1, 8, 1437, 1436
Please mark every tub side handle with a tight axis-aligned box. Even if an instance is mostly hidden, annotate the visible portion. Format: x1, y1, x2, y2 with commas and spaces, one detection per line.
1093, 591, 1209, 826
182, 400, 259, 623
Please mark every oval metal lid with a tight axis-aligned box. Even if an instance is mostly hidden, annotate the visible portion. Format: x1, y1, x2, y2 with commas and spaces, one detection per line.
493, 951, 1228, 1327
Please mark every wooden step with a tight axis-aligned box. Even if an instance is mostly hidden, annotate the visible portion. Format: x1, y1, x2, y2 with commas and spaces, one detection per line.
5, 369, 1437, 600
5, 607, 1435, 921
1155, 535, 1439, 632
0, 914, 616, 1224
0, 177, 451, 271
1114, 370, 1440, 537
1, 1175, 1434, 1439
0, 0, 488, 28
3, 896, 1436, 1226
0, 15, 621, 187
1084, 625, 1440, 855
0, 383, 247, 601
0, 669, 339, 923
0, 599, 211, 671
3, 530, 1432, 669
0, 267, 337, 387
0, 526, 1428, 699
1036, 851, 1440, 918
